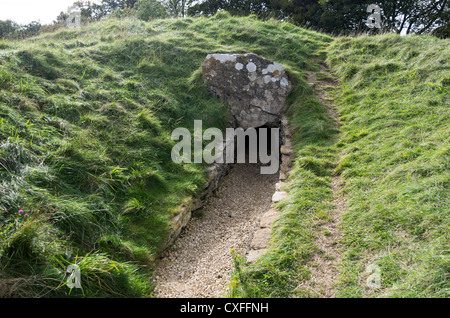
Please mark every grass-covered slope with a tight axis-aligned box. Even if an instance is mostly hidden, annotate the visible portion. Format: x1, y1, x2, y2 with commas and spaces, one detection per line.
328, 34, 449, 297
1, 13, 447, 299
0, 14, 330, 297
230, 34, 449, 298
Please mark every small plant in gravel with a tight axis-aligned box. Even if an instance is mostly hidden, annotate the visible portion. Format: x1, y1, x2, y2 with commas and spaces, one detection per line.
229, 249, 255, 297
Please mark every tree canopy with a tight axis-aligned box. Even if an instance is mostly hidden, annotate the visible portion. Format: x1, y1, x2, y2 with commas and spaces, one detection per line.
188, 0, 449, 35
1, 0, 448, 39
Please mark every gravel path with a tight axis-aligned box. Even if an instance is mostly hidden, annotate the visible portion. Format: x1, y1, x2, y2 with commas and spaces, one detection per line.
153, 162, 278, 298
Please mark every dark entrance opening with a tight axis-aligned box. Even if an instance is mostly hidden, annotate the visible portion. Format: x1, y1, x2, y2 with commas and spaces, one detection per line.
241, 124, 281, 166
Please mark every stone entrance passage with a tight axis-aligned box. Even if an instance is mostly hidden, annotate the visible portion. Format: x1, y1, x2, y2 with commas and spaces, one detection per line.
153, 54, 294, 298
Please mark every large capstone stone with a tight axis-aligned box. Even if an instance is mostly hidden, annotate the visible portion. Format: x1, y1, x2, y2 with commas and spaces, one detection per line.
202, 53, 292, 129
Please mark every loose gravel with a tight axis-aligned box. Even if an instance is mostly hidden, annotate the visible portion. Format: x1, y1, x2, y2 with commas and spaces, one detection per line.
153, 162, 278, 298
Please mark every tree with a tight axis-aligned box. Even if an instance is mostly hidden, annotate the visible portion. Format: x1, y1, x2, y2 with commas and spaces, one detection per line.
187, 0, 449, 35
187, 0, 322, 24
318, 0, 449, 35
134, 0, 169, 20
0, 20, 41, 40
90, 3, 108, 20
275, 0, 323, 26
101, 0, 139, 13
167, 0, 197, 17
318, 0, 370, 34
432, 20, 450, 38
187, 0, 227, 16
0, 20, 20, 39
408, 0, 449, 34
188, 0, 270, 17
20, 21, 42, 38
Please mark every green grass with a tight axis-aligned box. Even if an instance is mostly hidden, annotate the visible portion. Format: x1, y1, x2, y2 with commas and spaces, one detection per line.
327, 34, 449, 298
0, 14, 331, 297
1, 13, 448, 298
229, 33, 449, 298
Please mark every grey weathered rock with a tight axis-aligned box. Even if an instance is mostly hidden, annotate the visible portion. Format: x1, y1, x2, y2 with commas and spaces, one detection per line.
250, 228, 272, 249
275, 182, 287, 191
272, 191, 287, 202
202, 53, 292, 129
260, 208, 280, 228
246, 249, 266, 264
280, 145, 293, 155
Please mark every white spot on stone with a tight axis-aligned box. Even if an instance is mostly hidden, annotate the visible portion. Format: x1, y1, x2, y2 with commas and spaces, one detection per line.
262, 62, 284, 75
280, 77, 289, 87
235, 62, 244, 70
271, 77, 278, 82
263, 75, 271, 84
209, 54, 237, 63
246, 62, 257, 73
273, 62, 283, 70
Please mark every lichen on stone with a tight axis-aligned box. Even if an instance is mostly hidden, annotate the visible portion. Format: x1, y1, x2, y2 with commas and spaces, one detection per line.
202, 53, 292, 129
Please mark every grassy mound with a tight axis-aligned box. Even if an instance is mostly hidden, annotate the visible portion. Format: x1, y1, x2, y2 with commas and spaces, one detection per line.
0, 14, 330, 297
1, 13, 447, 299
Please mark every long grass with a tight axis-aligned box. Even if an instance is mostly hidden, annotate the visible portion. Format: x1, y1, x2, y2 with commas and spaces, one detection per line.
0, 14, 331, 297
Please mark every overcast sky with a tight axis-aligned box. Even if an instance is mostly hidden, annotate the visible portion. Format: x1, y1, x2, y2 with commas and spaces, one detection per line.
0, 0, 101, 25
